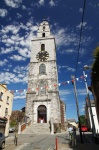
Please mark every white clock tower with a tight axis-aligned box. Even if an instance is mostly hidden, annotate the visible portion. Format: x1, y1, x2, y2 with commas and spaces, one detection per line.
26, 19, 61, 133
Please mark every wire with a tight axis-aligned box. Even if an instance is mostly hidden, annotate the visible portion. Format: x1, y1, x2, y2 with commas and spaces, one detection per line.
75, 0, 87, 77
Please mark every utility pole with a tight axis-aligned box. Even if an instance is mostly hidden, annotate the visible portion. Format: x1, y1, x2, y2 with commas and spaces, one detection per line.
71, 75, 83, 144
83, 71, 96, 137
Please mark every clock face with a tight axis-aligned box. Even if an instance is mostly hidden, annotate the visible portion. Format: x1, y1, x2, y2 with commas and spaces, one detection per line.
36, 51, 49, 61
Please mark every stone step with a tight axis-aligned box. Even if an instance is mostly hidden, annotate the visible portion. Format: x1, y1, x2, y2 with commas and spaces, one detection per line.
22, 123, 51, 134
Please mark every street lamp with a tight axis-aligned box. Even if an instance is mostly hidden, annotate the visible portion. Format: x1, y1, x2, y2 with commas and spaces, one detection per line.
83, 65, 96, 137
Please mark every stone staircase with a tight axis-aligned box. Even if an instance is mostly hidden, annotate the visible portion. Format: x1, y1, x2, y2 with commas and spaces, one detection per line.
22, 123, 51, 134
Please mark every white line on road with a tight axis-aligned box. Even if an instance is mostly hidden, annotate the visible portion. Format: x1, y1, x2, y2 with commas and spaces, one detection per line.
15, 143, 29, 150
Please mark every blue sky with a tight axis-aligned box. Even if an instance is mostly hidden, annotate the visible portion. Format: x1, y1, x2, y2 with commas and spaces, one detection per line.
0, 0, 99, 121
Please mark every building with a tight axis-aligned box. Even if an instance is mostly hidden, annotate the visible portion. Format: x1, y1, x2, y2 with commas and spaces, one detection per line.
25, 19, 65, 133
85, 99, 99, 134
67, 119, 77, 128
88, 83, 99, 124
91, 46, 99, 124
0, 84, 14, 136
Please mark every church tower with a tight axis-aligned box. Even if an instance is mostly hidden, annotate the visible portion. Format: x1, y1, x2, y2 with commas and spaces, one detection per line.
26, 19, 61, 127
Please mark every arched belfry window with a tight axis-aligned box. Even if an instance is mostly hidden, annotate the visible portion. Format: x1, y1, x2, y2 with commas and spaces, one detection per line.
41, 44, 45, 51
42, 33, 45, 37
43, 26, 45, 31
39, 64, 46, 75
39, 80, 46, 95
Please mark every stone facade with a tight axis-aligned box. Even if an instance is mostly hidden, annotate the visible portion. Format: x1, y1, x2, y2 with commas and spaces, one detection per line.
26, 20, 61, 124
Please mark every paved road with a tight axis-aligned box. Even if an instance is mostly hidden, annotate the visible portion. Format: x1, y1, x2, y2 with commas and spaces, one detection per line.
5, 131, 99, 150
5, 132, 70, 150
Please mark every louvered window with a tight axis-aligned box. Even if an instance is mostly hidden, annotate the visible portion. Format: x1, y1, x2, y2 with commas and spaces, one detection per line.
41, 44, 45, 51
39, 64, 46, 75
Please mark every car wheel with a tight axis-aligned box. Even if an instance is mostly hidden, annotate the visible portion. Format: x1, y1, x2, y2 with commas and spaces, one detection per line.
1, 142, 5, 149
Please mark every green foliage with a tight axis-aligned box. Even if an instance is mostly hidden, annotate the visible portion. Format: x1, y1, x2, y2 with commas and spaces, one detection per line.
10, 119, 17, 127
79, 115, 86, 125
92, 46, 99, 70
93, 46, 99, 59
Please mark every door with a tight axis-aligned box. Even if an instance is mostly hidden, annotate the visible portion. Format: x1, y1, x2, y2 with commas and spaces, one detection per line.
37, 105, 47, 123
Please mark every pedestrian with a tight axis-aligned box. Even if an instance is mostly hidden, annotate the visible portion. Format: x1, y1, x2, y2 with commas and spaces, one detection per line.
68, 126, 73, 140
14, 133, 18, 146
71, 126, 76, 146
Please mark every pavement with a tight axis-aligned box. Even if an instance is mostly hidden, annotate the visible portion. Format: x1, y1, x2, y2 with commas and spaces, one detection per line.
5, 132, 99, 150
57, 131, 99, 150
57, 143, 99, 150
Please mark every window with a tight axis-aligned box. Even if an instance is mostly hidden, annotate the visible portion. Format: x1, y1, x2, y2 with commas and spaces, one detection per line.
41, 44, 45, 51
5, 108, 8, 117
43, 26, 45, 30
39, 81, 46, 95
42, 33, 45, 37
39, 64, 46, 75
0, 92, 3, 100
6, 96, 9, 104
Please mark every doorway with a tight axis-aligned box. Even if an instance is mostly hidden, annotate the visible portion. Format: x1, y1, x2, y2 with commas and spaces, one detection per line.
37, 105, 47, 123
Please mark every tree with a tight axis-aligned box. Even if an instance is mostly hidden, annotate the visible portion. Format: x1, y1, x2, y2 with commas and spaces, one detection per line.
10, 119, 17, 127
92, 46, 99, 81
79, 115, 86, 125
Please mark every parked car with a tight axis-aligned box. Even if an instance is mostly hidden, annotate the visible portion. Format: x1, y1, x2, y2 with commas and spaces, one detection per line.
9, 127, 15, 133
80, 125, 88, 132
0, 133, 5, 149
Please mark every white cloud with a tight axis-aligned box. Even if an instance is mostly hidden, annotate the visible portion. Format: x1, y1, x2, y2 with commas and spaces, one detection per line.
79, 8, 83, 13
16, 13, 22, 18
14, 91, 26, 99
1, 25, 20, 34
38, 0, 44, 6
59, 89, 73, 96
60, 49, 75, 54
76, 22, 87, 29
0, 9, 8, 17
4, 0, 23, 8
0, 59, 8, 66
0, 65, 28, 84
49, 0, 56, 6
1, 47, 14, 54
77, 88, 92, 96
53, 27, 78, 49
58, 65, 75, 72
78, 62, 81, 64
52, 24, 91, 56
22, 5, 26, 10
18, 48, 30, 58
26, 22, 32, 27
67, 67, 75, 72
9, 55, 26, 61
6, 38, 15, 44
1, 22, 38, 61
13, 65, 28, 74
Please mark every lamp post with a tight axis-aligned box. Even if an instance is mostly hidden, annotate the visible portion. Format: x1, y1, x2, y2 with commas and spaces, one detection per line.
71, 75, 83, 143
83, 66, 96, 137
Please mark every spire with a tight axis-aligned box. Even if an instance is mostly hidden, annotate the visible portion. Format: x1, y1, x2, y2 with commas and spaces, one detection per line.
43, 16, 47, 21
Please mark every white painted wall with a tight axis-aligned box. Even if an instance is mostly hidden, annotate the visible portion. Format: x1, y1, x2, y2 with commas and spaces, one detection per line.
88, 106, 99, 134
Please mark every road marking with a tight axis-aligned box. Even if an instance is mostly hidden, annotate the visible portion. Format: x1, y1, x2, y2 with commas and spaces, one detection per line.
85, 134, 94, 144
48, 147, 53, 150
15, 143, 29, 150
